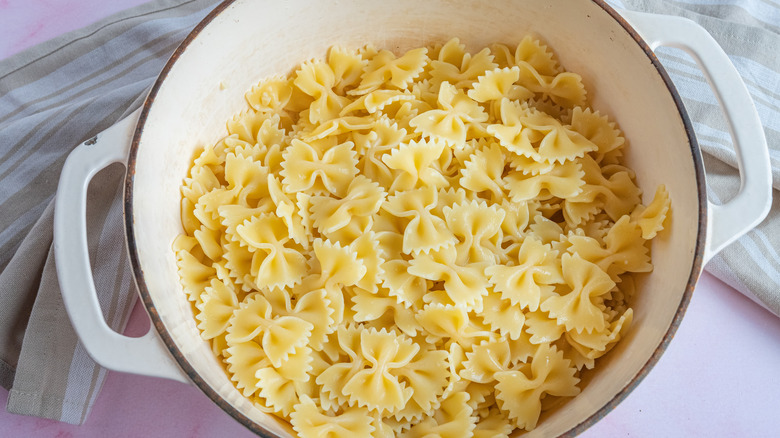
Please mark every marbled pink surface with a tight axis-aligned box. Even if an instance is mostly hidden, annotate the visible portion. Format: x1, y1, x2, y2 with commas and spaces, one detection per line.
2, 1, 780, 437
0, 0, 152, 58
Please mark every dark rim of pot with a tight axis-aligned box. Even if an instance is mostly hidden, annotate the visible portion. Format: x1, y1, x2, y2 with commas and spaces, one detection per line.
124, 1, 706, 436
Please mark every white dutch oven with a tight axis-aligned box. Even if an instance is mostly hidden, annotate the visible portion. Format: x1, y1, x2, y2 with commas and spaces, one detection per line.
53, 0, 772, 436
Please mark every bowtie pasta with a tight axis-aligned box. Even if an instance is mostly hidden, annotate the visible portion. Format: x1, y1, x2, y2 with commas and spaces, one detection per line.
175, 36, 671, 436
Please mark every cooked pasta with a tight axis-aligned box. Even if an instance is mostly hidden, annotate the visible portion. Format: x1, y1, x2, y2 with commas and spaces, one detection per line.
175, 36, 671, 436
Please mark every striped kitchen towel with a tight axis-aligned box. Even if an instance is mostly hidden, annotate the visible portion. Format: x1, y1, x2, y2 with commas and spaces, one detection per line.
0, 0, 777, 425
0, 0, 220, 424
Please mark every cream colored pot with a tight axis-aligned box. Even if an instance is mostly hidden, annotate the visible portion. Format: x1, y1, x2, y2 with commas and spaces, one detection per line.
54, 0, 772, 436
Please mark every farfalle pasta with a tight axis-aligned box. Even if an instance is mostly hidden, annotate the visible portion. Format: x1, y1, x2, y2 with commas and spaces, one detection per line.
175, 37, 671, 436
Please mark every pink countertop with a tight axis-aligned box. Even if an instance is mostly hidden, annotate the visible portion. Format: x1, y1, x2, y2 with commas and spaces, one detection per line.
2, 1, 780, 437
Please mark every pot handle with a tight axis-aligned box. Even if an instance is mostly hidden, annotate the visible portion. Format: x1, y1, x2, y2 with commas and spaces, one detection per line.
54, 108, 190, 384
620, 10, 772, 263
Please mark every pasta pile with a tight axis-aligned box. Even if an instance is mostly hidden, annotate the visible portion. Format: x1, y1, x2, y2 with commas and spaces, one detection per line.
175, 37, 670, 437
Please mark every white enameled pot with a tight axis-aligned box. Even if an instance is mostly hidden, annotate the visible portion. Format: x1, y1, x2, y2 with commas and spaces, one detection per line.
53, 0, 772, 436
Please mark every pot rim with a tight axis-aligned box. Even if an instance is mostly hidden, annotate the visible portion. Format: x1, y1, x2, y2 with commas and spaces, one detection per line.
124, 1, 707, 436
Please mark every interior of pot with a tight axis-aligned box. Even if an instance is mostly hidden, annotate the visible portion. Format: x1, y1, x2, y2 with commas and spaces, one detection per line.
128, 0, 704, 435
